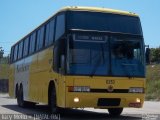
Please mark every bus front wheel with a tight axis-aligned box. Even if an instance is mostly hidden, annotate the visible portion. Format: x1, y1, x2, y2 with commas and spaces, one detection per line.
108, 108, 123, 116
49, 85, 58, 113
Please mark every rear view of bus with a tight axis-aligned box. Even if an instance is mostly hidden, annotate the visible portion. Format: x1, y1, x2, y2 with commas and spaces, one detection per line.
61, 7, 145, 116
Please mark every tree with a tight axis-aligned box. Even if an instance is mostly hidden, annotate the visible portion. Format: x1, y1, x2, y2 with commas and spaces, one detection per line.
0, 47, 4, 59
150, 47, 160, 63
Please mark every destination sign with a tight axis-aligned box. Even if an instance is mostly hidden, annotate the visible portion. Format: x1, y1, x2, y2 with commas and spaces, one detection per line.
74, 34, 106, 42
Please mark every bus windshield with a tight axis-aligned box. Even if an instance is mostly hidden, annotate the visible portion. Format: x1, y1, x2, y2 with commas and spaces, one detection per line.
67, 34, 145, 77
110, 36, 145, 77
68, 38, 109, 76
67, 11, 142, 35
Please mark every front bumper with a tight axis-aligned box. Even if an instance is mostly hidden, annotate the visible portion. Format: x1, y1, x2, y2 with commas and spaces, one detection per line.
65, 92, 145, 108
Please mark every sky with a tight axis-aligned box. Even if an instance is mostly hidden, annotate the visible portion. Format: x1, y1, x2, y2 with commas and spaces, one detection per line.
0, 0, 160, 56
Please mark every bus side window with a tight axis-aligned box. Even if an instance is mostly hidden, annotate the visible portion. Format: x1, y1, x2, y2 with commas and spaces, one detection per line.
53, 38, 66, 73
45, 23, 50, 47
13, 45, 18, 62
55, 14, 65, 41
10, 47, 14, 63
49, 19, 55, 45
23, 37, 29, 57
29, 32, 37, 54
18, 41, 24, 60
45, 19, 55, 47
36, 26, 45, 51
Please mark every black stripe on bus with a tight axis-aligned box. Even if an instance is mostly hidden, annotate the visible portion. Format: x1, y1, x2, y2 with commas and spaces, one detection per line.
69, 89, 129, 93
90, 89, 129, 93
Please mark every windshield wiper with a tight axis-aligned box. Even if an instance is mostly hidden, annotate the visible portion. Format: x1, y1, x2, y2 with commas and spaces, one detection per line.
90, 44, 104, 77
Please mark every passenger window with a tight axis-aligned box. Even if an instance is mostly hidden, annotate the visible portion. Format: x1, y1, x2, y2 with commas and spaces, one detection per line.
29, 32, 36, 54
45, 23, 50, 47
14, 45, 18, 61
18, 41, 23, 59
37, 26, 45, 51
49, 19, 55, 45
23, 37, 29, 57
55, 14, 65, 41
10, 47, 14, 62
45, 19, 55, 47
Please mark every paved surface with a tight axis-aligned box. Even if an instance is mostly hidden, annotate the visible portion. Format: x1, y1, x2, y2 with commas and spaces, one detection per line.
0, 94, 160, 120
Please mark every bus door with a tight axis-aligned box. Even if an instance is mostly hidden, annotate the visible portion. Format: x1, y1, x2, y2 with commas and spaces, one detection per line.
58, 55, 65, 107
57, 71, 66, 107
54, 39, 66, 107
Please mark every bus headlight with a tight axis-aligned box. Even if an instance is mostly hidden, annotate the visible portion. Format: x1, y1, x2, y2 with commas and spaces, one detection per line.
68, 86, 90, 92
74, 97, 80, 103
136, 98, 141, 103
129, 87, 144, 93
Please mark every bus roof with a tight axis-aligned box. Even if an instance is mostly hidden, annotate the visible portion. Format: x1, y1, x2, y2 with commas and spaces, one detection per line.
11, 6, 139, 47
58, 6, 139, 17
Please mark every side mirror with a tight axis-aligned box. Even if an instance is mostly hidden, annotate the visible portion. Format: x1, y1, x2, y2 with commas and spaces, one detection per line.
145, 47, 150, 64
59, 55, 65, 74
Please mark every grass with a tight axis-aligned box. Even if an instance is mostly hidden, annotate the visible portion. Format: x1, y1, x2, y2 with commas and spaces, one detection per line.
0, 64, 9, 79
146, 64, 160, 101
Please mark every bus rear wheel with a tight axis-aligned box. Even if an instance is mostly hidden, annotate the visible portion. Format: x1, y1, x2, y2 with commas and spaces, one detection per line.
49, 85, 58, 113
17, 87, 20, 106
17, 85, 26, 107
17, 85, 35, 108
108, 108, 123, 116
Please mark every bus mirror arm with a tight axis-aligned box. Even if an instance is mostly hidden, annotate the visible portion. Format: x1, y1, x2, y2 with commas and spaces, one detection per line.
59, 55, 65, 74
145, 45, 150, 64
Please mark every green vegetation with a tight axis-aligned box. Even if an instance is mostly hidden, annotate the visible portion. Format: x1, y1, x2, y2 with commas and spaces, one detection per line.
150, 47, 160, 63
146, 64, 160, 101
0, 47, 4, 59
0, 64, 9, 79
0, 47, 9, 79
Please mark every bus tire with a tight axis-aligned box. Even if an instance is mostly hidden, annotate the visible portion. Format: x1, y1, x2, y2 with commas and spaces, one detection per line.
18, 85, 27, 107
15, 84, 18, 98
17, 86, 20, 106
108, 108, 123, 116
49, 85, 58, 113
17, 85, 36, 108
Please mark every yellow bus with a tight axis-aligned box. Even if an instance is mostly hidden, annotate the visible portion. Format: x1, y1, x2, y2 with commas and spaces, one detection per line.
9, 6, 146, 116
